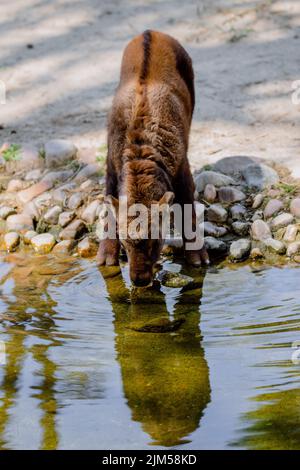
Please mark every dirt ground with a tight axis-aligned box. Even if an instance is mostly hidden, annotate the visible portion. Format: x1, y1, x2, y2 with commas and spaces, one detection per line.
0, 0, 299, 174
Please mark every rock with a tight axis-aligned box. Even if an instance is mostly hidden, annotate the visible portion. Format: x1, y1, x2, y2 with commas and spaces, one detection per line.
213, 156, 261, 177
232, 221, 250, 236
68, 192, 84, 210
250, 247, 264, 259
287, 242, 300, 257
157, 270, 194, 288
4, 232, 20, 252
31, 233, 56, 254
230, 204, 246, 221
81, 200, 101, 224
283, 224, 298, 243
0, 206, 16, 219
42, 169, 74, 186
204, 221, 227, 238
229, 239, 251, 261
241, 163, 279, 190
203, 184, 217, 203
274, 228, 286, 241
77, 237, 98, 257
262, 238, 286, 255
23, 230, 37, 244
22, 201, 40, 221
194, 171, 235, 192
264, 199, 283, 219
6, 179, 24, 192
80, 179, 96, 191
59, 219, 86, 240
58, 211, 75, 228
252, 210, 264, 222
290, 198, 300, 218
252, 193, 264, 209
17, 180, 52, 205
204, 236, 227, 253
24, 169, 42, 181
270, 213, 294, 230
267, 188, 281, 198
52, 188, 67, 205
128, 317, 185, 333
207, 203, 227, 223
6, 213, 33, 232
4, 144, 42, 173
251, 219, 271, 241
44, 139, 77, 168
52, 239, 76, 254
74, 163, 100, 184
43, 205, 62, 224
218, 186, 246, 204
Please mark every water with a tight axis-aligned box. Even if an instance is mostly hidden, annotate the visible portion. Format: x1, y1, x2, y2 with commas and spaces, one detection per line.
0, 252, 300, 450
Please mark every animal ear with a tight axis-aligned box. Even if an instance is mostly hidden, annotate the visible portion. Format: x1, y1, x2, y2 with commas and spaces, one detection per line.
159, 191, 174, 206
104, 195, 119, 217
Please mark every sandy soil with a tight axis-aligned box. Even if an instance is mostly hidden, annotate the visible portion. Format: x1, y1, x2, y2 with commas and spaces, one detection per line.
0, 0, 299, 174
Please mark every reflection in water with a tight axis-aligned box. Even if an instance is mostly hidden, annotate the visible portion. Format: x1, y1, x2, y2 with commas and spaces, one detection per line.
100, 265, 210, 447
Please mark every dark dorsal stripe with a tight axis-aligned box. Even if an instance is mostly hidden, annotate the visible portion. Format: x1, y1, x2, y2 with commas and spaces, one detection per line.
174, 44, 195, 114
140, 29, 151, 82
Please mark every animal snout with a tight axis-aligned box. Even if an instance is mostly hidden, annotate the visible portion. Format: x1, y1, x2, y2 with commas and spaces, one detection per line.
131, 271, 153, 287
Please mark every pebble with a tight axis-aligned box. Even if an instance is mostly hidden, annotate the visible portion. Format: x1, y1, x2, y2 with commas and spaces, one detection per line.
0, 206, 16, 219
283, 224, 298, 243
6, 213, 33, 232
68, 192, 84, 210
194, 171, 235, 192
58, 211, 76, 228
204, 221, 227, 238
77, 237, 98, 257
218, 186, 246, 204
203, 184, 217, 203
252, 193, 264, 209
287, 242, 300, 257
270, 213, 294, 230
59, 219, 86, 240
262, 238, 286, 255
251, 219, 271, 241
229, 239, 251, 261
263, 199, 283, 219
207, 203, 227, 223
230, 204, 246, 221
232, 221, 250, 236
31, 233, 56, 254
81, 200, 101, 224
23, 230, 37, 244
204, 236, 227, 253
43, 205, 62, 224
290, 198, 300, 218
4, 232, 20, 252
44, 139, 77, 168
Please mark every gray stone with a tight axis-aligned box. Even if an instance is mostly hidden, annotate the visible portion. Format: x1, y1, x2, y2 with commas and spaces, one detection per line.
287, 242, 300, 257
207, 203, 227, 223
31, 233, 56, 254
203, 184, 217, 203
241, 163, 279, 190
251, 219, 271, 241
204, 236, 227, 253
229, 238, 251, 261
290, 198, 300, 218
218, 186, 246, 204
252, 193, 264, 209
204, 221, 227, 238
58, 211, 75, 228
59, 219, 86, 240
43, 205, 62, 224
81, 200, 101, 224
232, 221, 250, 236
264, 199, 283, 219
74, 163, 100, 184
6, 213, 33, 232
44, 139, 77, 168
4, 232, 20, 252
230, 204, 246, 221
42, 169, 74, 185
0, 206, 16, 219
68, 193, 84, 210
252, 210, 264, 222
270, 213, 294, 230
283, 224, 298, 243
194, 171, 235, 192
262, 238, 286, 255
213, 156, 262, 177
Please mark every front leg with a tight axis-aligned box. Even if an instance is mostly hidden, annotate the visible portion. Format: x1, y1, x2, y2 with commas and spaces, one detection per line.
97, 238, 120, 266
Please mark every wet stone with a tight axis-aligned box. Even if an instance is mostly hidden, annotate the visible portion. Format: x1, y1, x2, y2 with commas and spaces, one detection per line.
52, 239, 75, 254
31, 233, 56, 254
4, 232, 20, 252
128, 316, 185, 333
77, 237, 98, 257
204, 221, 227, 238
0, 206, 16, 219
59, 219, 86, 240
23, 230, 37, 244
251, 219, 271, 241
229, 239, 251, 261
58, 211, 75, 228
262, 238, 286, 255
157, 271, 194, 288
270, 213, 294, 230
204, 236, 227, 253
207, 204, 227, 223
264, 199, 283, 219
218, 186, 246, 204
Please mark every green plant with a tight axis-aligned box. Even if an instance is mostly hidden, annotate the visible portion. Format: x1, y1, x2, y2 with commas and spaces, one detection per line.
277, 182, 298, 195
2, 144, 22, 162
96, 144, 107, 176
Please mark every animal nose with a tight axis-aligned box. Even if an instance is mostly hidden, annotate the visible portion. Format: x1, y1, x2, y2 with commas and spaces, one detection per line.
131, 273, 152, 287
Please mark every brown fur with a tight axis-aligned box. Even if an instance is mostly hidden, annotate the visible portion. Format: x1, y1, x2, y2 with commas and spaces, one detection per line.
97, 30, 208, 286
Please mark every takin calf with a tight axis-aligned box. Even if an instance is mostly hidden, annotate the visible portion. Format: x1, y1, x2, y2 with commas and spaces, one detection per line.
97, 30, 209, 286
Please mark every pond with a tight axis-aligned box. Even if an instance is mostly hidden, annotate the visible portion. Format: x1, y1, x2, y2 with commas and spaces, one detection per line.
0, 252, 300, 450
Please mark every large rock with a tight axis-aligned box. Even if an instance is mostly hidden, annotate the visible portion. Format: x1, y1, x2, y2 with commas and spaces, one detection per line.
4, 232, 20, 252
290, 198, 300, 218
194, 170, 235, 192
204, 221, 227, 238
229, 239, 251, 261
241, 163, 279, 190
270, 213, 294, 230
263, 199, 283, 219
59, 219, 86, 240
6, 213, 33, 232
262, 238, 286, 255
207, 203, 227, 223
31, 233, 56, 254
218, 186, 246, 204
44, 139, 77, 168
213, 156, 261, 176
251, 219, 271, 240
157, 271, 194, 288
